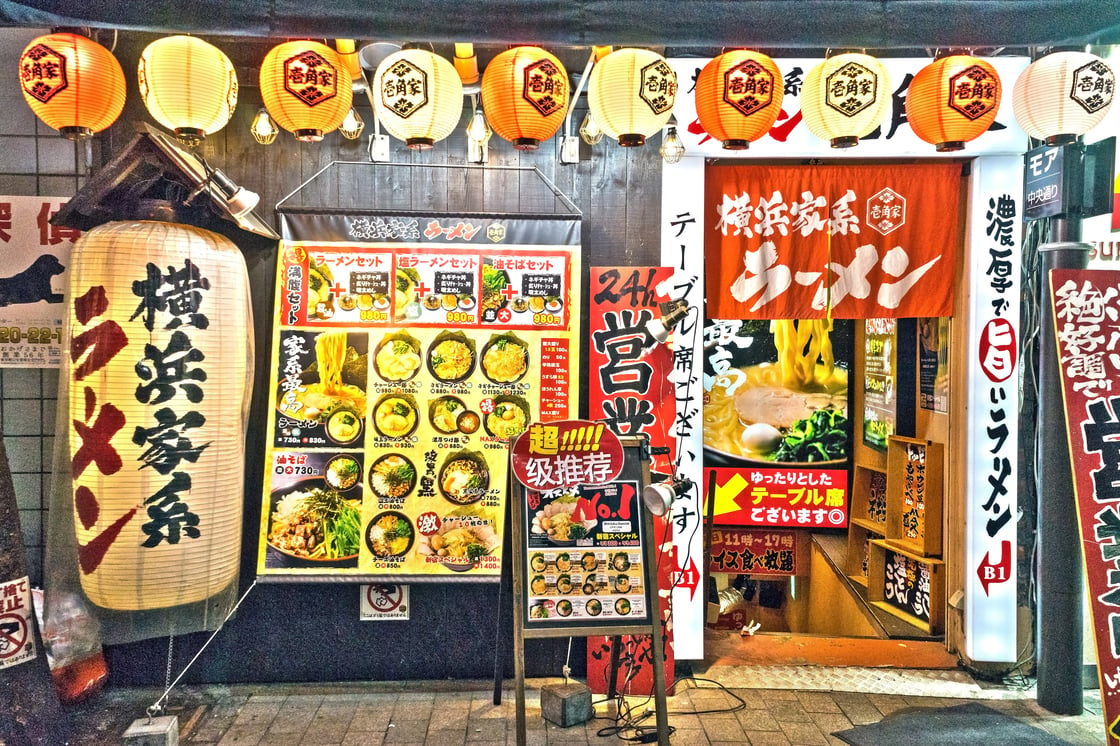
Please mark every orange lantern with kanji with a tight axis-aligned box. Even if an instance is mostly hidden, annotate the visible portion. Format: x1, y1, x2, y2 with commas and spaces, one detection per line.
906, 54, 1002, 152
260, 40, 353, 142
695, 50, 783, 150
19, 32, 126, 139
481, 46, 569, 151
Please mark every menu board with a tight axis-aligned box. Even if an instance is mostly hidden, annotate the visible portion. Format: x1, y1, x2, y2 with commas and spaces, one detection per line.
258, 235, 581, 580
862, 318, 897, 450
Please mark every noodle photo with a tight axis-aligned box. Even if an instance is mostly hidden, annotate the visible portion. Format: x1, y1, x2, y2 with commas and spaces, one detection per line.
278, 331, 367, 424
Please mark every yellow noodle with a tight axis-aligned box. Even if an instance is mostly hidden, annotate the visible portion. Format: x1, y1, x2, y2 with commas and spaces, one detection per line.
316, 331, 347, 394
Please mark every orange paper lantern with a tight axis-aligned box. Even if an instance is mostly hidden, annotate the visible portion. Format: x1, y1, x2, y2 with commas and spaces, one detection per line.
139, 35, 238, 146
260, 40, 353, 142
481, 46, 569, 151
18, 32, 126, 139
906, 54, 1002, 152
695, 50, 784, 150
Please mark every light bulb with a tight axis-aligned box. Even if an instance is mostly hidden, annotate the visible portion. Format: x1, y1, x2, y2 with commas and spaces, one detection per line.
659, 126, 686, 164
466, 108, 492, 145
339, 107, 365, 140
579, 111, 603, 145
250, 107, 278, 145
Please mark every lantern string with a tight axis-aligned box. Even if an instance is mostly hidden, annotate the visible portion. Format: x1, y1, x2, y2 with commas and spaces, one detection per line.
146, 579, 259, 718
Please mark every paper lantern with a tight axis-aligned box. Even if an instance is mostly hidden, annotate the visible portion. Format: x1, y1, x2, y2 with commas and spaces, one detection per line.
906, 54, 1001, 152
694, 50, 783, 150
480, 46, 569, 150
587, 48, 677, 146
1013, 51, 1115, 145
66, 220, 252, 611
373, 48, 463, 149
18, 32, 126, 139
801, 53, 890, 148
138, 36, 237, 146
260, 40, 353, 142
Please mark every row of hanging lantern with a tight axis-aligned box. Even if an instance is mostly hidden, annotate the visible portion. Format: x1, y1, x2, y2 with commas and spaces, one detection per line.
17, 32, 1117, 154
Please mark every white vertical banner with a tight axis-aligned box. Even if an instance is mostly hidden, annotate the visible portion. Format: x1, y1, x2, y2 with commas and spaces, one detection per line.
660, 156, 706, 659
963, 155, 1023, 663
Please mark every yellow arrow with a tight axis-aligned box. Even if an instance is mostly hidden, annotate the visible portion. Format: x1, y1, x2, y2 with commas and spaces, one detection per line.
712, 473, 750, 518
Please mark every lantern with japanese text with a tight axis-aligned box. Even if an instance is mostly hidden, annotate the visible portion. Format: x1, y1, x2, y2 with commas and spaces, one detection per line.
1013, 51, 1115, 145
373, 48, 464, 149
906, 54, 1001, 152
65, 220, 252, 611
694, 50, 783, 149
480, 46, 569, 150
260, 40, 353, 142
18, 32, 126, 139
801, 53, 890, 148
587, 48, 677, 147
138, 36, 238, 147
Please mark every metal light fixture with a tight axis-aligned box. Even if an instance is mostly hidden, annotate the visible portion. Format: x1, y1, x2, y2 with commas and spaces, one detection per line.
659, 123, 686, 164
579, 111, 604, 144
466, 100, 492, 164
339, 107, 365, 139
642, 476, 694, 517
645, 298, 691, 344
250, 107, 279, 145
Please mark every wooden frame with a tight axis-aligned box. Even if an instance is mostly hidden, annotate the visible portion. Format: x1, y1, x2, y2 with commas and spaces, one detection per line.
867, 539, 945, 634
884, 436, 944, 557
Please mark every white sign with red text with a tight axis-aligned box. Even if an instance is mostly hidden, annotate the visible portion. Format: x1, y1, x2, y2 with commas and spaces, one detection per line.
0, 576, 36, 669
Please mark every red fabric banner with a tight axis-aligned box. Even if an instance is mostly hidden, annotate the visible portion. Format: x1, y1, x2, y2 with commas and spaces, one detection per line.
705, 163, 962, 319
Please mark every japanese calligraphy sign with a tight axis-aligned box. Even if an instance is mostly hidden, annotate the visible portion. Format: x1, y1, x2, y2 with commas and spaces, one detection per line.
709, 528, 798, 577
66, 221, 251, 611
705, 467, 848, 528
706, 162, 962, 319
511, 420, 625, 491
963, 155, 1022, 663
0, 196, 77, 368
0, 576, 36, 669
1051, 268, 1120, 745
262, 211, 581, 580
863, 318, 898, 450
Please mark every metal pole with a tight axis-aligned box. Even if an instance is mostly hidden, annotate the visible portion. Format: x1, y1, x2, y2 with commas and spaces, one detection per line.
1035, 229, 1090, 715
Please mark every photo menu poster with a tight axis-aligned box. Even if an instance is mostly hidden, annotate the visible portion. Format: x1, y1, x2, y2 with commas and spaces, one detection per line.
863, 318, 897, 451
258, 227, 581, 580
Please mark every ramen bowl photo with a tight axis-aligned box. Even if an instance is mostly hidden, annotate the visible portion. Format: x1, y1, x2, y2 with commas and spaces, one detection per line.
483, 395, 530, 441
438, 450, 490, 505
481, 333, 529, 384
372, 394, 419, 438
427, 332, 477, 383
374, 332, 422, 382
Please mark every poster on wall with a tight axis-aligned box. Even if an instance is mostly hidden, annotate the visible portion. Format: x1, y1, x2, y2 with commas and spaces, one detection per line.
259, 214, 581, 580
863, 318, 897, 450
0, 196, 77, 368
1051, 268, 1120, 745
918, 318, 950, 413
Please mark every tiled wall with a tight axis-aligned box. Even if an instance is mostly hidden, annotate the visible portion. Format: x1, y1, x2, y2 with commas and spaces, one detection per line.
1, 28, 91, 584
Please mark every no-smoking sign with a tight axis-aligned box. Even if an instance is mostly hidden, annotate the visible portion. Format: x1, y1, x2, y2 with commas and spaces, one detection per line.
359, 584, 409, 620
0, 576, 36, 669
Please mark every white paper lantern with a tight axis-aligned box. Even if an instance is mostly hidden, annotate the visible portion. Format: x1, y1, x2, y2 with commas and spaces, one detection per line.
139, 36, 238, 146
1013, 51, 1116, 144
587, 48, 677, 146
801, 53, 891, 148
373, 48, 463, 149
66, 220, 252, 611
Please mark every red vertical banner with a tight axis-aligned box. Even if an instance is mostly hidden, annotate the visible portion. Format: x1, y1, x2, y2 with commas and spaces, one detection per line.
1051, 268, 1120, 746
586, 266, 676, 695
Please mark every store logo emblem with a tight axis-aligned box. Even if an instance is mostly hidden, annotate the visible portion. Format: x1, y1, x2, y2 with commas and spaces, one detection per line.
486, 224, 506, 243
866, 188, 906, 235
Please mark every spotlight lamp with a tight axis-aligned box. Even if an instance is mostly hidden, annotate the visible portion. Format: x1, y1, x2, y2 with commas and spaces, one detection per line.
659, 123, 686, 164
643, 476, 694, 517
645, 298, 691, 344
250, 107, 279, 145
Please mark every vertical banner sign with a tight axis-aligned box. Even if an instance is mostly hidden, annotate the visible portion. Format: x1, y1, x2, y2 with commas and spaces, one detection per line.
0, 576, 35, 669
586, 266, 676, 694
964, 156, 1022, 663
863, 319, 897, 450
1051, 268, 1120, 745
660, 157, 706, 659
262, 213, 581, 579
0, 196, 77, 368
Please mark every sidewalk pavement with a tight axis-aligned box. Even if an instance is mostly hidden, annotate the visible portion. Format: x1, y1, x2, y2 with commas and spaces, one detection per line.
59, 669, 1108, 745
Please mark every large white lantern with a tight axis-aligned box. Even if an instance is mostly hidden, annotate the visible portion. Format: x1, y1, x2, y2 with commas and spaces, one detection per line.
587, 48, 677, 147
1013, 51, 1115, 145
66, 220, 252, 610
801, 53, 891, 148
373, 48, 463, 149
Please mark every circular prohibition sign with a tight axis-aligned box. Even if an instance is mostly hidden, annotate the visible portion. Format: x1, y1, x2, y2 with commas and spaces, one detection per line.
0, 612, 29, 660
366, 584, 405, 613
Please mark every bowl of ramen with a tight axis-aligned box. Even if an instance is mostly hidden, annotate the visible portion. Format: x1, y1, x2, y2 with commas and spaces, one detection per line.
438, 451, 489, 505
325, 455, 361, 491
365, 511, 414, 558
483, 395, 530, 441
613, 574, 632, 594
530, 601, 555, 618
417, 515, 501, 571
372, 394, 418, 438
530, 553, 547, 572
427, 332, 476, 383
556, 574, 573, 594
456, 411, 481, 434
429, 396, 467, 434
611, 553, 631, 572
338, 294, 357, 311
585, 599, 602, 616
423, 293, 442, 310
481, 263, 510, 317
368, 454, 417, 500
277, 331, 367, 424
582, 580, 598, 595
581, 552, 599, 572
374, 333, 422, 382
394, 267, 420, 321
556, 599, 573, 617
531, 494, 596, 545
325, 408, 363, 445
703, 319, 851, 467
511, 297, 529, 313
481, 333, 529, 384
614, 598, 631, 615
555, 552, 572, 572
530, 574, 548, 595
267, 480, 362, 563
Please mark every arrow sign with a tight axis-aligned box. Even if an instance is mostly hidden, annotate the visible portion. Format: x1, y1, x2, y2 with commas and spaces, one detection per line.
976, 540, 1011, 596
672, 556, 701, 601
